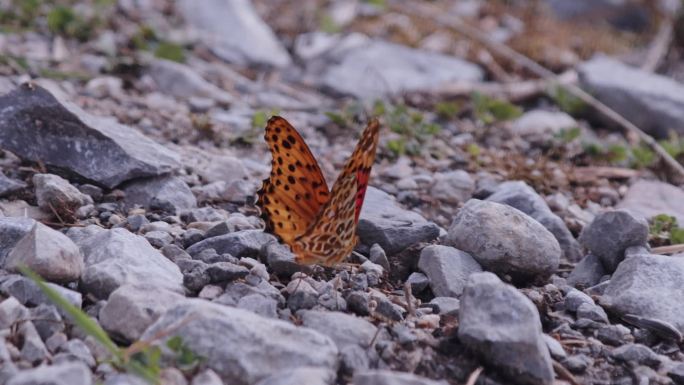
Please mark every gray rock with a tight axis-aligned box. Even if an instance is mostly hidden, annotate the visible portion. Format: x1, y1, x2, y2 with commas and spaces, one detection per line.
263, 242, 307, 277
19, 321, 50, 364
578, 56, 684, 137
486, 181, 582, 261
54, 339, 95, 368
508, 110, 578, 144
33, 173, 92, 212
317, 38, 483, 99
352, 370, 448, 385
236, 294, 278, 318
140, 299, 338, 385
217, 280, 285, 307
668, 363, 684, 385
373, 296, 404, 322
0, 83, 180, 188
429, 297, 460, 316
99, 284, 186, 341
610, 343, 662, 367
562, 354, 593, 373
358, 187, 440, 255
149, 59, 233, 104
177, 0, 291, 68
596, 324, 633, 346
446, 199, 561, 283
346, 291, 371, 316
567, 254, 606, 289
144, 230, 173, 248
0, 217, 35, 265
601, 254, 684, 333
205, 262, 250, 283
298, 310, 379, 351
30, 304, 64, 340
542, 334, 566, 360
0, 275, 82, 310
191, 369, 224, 385
406, 272, 429, 294
188, 229, 276, 259
103, 374, 147, 385
255, 367, 335, 385
78, 228, 183, 299
122, 176, 196, 215
617, 180, 684, 225
564, 288, 595, 312
368, 244, 390, 273
576, 302, 608, 323
7, 362, 92, 385
431, 170, 475, 204
5, 222, 84, 283
578, 210, 648, 272
0, 171, 26, 197
417, 245, 482, 297
458, 272, 554, 385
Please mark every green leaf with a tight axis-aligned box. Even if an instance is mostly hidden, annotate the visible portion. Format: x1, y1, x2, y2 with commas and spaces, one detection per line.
670, 228, 684, 244
325, 111, 348, 127
467, 143, 481, 157
154, 42, 185, 62
435, 101, 460, 120
166, 336, 183, 352
386, 138, 406, 156
471, 92, 522, 123
549, 86, 586, 115
554, 127, 581, 143
631, 145, 657, 168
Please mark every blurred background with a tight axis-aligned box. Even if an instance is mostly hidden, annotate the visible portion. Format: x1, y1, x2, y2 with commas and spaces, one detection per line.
1, 0, 684, 227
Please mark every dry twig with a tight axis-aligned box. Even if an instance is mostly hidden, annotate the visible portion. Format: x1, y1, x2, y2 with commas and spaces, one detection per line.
641, 17, 675, 72
464, 366, 484, 385
552, 360, 581, 385
394, 1, 684, 181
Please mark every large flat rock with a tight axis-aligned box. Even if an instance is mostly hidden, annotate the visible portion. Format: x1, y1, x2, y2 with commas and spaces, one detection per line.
0, 83, 180, 188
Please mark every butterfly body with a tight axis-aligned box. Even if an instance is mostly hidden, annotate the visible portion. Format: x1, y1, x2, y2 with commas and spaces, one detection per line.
256, 116, 380, 266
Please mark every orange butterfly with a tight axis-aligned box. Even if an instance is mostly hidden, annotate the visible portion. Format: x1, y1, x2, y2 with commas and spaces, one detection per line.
256, 116, 380, 266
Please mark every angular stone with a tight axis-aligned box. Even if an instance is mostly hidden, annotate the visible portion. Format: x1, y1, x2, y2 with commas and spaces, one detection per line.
6, 362, 92, 385
486, 181, 582, 261
352, 370, 449, 385
431, 170, 475, 204
458, 272, 554, 385
0, 275, 82, 311
255, 367, 335, 385
578, 210, 648, 272
0, 217, 36, 265
77, 228, 183, 299
446, 199, 561, 283
318, 39, 483, 99
177, 0, 291, 68
140, 299, 338, 385
33, 173, 92, 212
5, 222, 83, 283
358, 188, 440, 255
187, 229, 276, 259
579, 56, 684, 137
298, 310, 379, 351
99, 284, 186, 341
600, 254, 684, 333
508, 110, 578, 144
617, 180, 684, 225
417, 245, 482, 297
149, 59, 233, 104
122, 175, 196, 214
567, 254, 606, 289
0, 84, 180, 188
0, 171, 26, 197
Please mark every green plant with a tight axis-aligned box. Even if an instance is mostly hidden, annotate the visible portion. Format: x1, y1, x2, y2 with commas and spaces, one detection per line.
19, 267, 202, 384
471, 92, 522, 124
154, 42, 185, 63
659, 134, 684, 159
649, 214, 684, 245
434, 101, 460, 120
554, 126, 581, 143
549, 86, 586, 116
631, 145, 657, 168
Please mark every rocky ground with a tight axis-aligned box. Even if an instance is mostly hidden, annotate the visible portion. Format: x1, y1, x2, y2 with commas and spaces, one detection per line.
2, 0, 684, 384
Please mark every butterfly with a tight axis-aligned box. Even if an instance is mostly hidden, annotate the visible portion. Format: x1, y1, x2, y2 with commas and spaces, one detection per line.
256, 116, 380, 266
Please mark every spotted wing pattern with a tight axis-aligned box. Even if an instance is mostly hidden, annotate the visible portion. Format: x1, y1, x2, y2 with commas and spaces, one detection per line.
256, 116, 329, 245
291, 118, 380, 266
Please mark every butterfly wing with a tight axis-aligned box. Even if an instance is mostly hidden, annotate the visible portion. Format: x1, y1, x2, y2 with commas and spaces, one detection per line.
292, 118, 380, 266
256, 116, 330, 245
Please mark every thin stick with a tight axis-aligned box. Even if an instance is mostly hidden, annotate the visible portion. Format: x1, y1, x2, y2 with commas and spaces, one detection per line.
652, 244, 684, 255
403, 281, 415, 317
552, 360, 581, 385
465, 366, 484, 385
641, 18, 674, 73
394, 1, 684, 180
